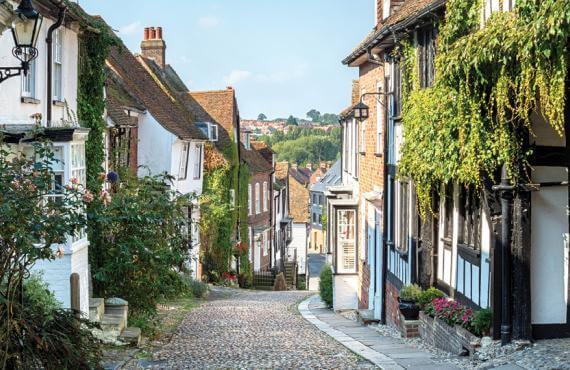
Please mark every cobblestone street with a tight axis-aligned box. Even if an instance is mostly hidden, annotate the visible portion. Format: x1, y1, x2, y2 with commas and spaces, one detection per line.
145, 288, 375, 369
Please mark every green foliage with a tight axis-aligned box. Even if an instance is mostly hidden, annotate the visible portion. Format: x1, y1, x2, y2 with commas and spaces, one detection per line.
307, 109, 322, 122
258, 113, 267, 121
319, 264, 333, 307
287, 115, 299, 126
471, 309, 493, 336
23, 274, 61, 318
89, 173, 192, 316
321, 113, 340, 125
399, 284, 423, 301
398, 0, 570, 214
417, 287, 446, 308
263, 127, 341, 165
188, 279, 210, 298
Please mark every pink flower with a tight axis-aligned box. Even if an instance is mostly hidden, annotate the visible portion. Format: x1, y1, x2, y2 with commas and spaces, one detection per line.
70, 177, 79, 184
82, 190, 94, 203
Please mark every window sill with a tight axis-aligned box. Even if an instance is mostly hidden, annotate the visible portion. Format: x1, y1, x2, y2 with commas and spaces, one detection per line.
53, 100, 65, 107
374, 152, 383, 157
21, 97, 40, 104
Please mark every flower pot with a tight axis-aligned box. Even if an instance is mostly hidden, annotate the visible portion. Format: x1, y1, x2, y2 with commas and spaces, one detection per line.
399, 298, 420, 320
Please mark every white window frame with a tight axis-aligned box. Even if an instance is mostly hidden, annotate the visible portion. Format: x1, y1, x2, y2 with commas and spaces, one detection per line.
482, 0, 516, 21
193, 143, 203, 180
178, 142, 190, 180
70, 143, 87, 242
21, 58, 36, 98
263, 181, 268, 212
376, 83, 384, 154
53, 29, 63, 102
255, 183, 261, 214
337, 209, 357, 274
209, 124, 219, 142
248, 184, 252, 215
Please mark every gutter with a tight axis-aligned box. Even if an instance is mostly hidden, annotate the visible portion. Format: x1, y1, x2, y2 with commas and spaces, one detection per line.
46, 0, 67, 127
342, 0, 446, 66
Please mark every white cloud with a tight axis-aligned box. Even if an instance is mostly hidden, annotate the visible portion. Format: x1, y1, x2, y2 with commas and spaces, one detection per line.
223, 70, 253, 85
197, 16, 221, 28
118, 21, 142, 36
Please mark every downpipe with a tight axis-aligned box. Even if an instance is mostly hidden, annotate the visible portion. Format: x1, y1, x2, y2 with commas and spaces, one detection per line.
46, 0, 66, 127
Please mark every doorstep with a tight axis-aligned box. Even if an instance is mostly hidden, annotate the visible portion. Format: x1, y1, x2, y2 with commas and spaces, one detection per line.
299, 295, 461, 370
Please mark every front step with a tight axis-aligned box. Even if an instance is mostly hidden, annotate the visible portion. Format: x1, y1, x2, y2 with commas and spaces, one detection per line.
89, 298, 105, 323
101, 314, 126, 336
357, 309, 380, 325
119, 327, 142, 347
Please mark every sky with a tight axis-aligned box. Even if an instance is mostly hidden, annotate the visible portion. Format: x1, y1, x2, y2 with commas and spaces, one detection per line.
79, 0, 372, 120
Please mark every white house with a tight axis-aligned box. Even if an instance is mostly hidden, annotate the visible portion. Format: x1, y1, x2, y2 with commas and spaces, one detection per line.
0, 0, 90, 314
105, 27, 208, 278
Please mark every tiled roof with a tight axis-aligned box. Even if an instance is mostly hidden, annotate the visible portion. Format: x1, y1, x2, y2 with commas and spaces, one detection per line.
343, 0, 445, 65
240, 144, 272, 174
289, 172, 310, 223
275, 162, 289, 181
106, 45, 206, 141
311, 160, 342, 193
106, 97, 137, 128
251, 141, 274, 165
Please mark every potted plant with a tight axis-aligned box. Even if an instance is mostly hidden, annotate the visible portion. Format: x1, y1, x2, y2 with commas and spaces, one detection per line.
398, 284, 422, 320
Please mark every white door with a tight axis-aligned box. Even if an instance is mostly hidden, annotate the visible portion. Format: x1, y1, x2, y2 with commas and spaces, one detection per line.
531, 166, 569, 325
254, 239, 261, 272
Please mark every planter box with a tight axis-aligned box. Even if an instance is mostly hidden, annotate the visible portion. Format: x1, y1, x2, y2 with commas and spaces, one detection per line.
419, 311, 480, 356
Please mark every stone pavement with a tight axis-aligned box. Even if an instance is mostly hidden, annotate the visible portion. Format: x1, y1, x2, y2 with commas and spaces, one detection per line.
139, 288, 375, 369
300, 295, 462, 370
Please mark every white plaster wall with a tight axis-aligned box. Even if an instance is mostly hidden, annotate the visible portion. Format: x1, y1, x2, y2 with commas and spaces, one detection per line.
0, 18, 78, 126
333, 274, 358, 311
137, 113, 173, 177
170, 139, 204, 196
289, 223, 308, 274
531, 166, 569, 324
32, 243, 89, 315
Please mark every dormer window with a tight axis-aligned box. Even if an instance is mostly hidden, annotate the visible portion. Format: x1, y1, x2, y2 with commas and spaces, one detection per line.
197, 122, 219, 142
244, 132, 251, 150
383, 0, 391, 20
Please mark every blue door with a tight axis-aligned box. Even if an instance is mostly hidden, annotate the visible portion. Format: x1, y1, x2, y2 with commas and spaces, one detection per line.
374, 209, 383, 320
367, 211, 375, 311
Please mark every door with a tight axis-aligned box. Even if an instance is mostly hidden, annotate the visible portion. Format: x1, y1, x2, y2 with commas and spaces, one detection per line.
368, 207, 376, 311
254, 239, 261, 272
374, 209, 384, 319
531, 166, 569, 325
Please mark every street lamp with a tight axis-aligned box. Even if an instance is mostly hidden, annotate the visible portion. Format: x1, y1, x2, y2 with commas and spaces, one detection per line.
353, 91, 392, 121
0, 0, 43, 84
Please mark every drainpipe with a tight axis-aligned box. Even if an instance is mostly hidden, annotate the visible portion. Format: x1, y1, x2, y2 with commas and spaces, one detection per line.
493, 165, 514, 345
46, 0, 67, 127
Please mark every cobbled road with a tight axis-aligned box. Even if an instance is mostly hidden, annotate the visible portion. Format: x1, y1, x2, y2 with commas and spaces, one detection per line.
151, 287, 375, 369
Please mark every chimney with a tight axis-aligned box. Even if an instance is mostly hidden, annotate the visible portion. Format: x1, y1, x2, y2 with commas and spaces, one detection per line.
141, 26, 167, 69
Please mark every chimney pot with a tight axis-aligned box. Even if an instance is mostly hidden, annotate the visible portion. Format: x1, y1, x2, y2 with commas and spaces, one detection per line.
156, 27, 163, 40
150, 27, 157, 39
143, 27, 150, 41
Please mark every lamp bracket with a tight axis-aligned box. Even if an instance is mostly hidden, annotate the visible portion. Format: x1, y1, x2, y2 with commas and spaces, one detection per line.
0, 66, 24, 83
0, 46, 35, 84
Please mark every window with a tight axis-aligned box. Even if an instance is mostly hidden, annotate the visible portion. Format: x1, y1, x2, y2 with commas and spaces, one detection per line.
312, 213, 317, 224
395, 181, 409, 253
244, 132, 251, 150
337, 209, 356, 273
193, 143, 203, 179
376, 84, 384, 154
263, 181, 268, 212
45, 146, 65, 206
458, 185, 481, 250
248, 184, 252, 215
71, 144, 87, 242
255, 183, 261, 214
392, 60, 402, 118
197, 122, 219, 142
178, 143, 190, 180
263, 230, 269, 256
22, 59, 36, 98
383, 0, 391, 20
483, 0, 516, 21
418, 27, 437, 89
53, 29, 63, 102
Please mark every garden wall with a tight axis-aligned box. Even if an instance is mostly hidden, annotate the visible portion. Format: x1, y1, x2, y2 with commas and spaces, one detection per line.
419, 311, 479, 356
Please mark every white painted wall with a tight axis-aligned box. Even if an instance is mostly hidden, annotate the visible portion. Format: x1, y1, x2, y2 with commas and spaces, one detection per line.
531, 166, 569, 324
0, 17, 79, 126
333, 274, 359, 311
289, 223, 308, 274
137, 113, 173, 177
170, 139, 204, 196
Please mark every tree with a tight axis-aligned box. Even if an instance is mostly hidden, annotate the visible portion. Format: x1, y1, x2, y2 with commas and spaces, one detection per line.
306, 109, 321, 122
257, 113, 267, 121
286, 115, 299, 126
321, 113, 340, 125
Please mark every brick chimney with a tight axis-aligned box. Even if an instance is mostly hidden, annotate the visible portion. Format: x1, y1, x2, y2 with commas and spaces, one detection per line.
141, 27, 166, 69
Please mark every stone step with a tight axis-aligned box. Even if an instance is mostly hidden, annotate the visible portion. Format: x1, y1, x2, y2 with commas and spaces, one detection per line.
357, 309, 380, 325
118, 327, 142, 347
100, 314, 126, 335
89, 298, 105, 323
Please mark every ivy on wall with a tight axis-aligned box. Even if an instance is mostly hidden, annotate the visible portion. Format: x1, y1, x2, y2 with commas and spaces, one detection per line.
398, 0, 570, 214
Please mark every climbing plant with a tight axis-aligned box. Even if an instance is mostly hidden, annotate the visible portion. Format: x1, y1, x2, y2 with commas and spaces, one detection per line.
398, 0, 570, 214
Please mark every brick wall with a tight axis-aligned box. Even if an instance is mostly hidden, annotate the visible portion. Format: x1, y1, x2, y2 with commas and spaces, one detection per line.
385, 280, 401, 329
419, 312, 479, 356
248, 171, 272, 271
359, 261, 370, 309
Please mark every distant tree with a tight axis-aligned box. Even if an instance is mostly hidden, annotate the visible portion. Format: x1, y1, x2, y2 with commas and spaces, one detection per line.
257, 113, 267, 121
321, 113, 340, 125
306, 109, 322, 123
286, 115, 299, 126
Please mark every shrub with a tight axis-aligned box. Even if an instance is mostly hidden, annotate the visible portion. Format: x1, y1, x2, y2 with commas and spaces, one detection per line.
189, 279, 209, 298
319, 264, 333, 307
23, 274, 61, 317
418, 287, 446, 308
399, 284, 422, 301
471, 309, 492, 336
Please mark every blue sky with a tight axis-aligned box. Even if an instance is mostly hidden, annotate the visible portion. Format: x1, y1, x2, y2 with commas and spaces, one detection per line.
80, 0, 372, 120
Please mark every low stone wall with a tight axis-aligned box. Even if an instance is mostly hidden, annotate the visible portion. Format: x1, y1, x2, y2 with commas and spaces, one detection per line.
419, 311, 480, 356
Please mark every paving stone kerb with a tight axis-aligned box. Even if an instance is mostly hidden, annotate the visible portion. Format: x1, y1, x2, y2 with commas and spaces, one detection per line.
300, 295, 462, 370
152, 288, 375, 369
